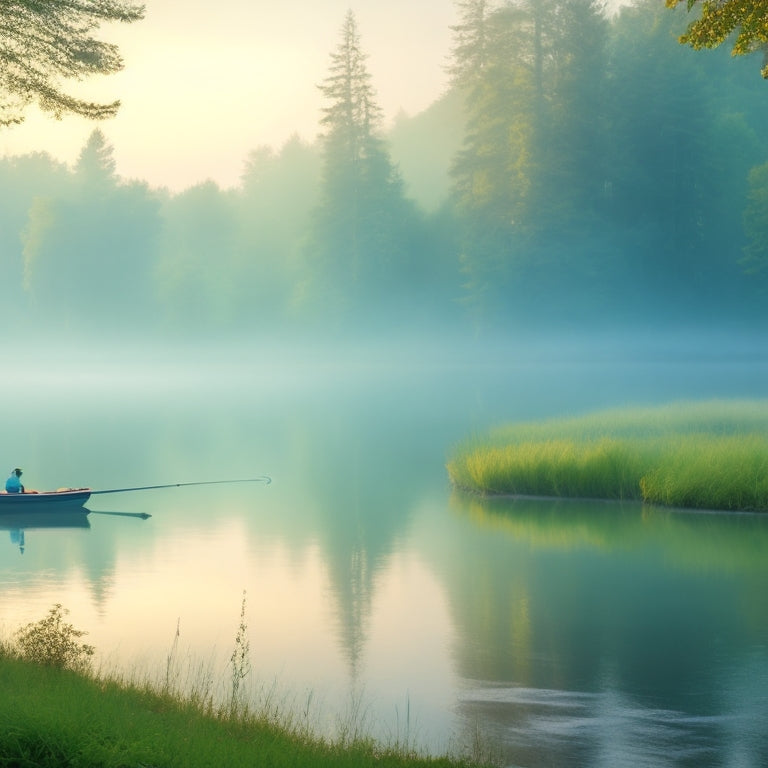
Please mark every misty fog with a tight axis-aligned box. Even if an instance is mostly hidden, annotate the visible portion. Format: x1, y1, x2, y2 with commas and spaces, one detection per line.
1, 0, 767, 349
2, 1, 768, 767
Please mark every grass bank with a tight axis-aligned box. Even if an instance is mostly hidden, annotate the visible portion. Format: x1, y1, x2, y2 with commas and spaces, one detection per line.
0, 653, 492, 768
0, 606, 492, 768
446, 400, 768, 511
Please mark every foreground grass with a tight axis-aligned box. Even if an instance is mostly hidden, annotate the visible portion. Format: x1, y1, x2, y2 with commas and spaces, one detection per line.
447, 400, 768, 511
0, 604, 495, 768
0, 652, 488, 768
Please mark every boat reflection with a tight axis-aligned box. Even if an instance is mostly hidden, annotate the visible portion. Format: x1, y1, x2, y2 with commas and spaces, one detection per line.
0, 509, 90, 554
0, 509, 151, 553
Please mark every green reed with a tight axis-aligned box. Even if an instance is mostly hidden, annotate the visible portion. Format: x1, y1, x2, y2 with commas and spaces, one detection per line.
447, 400, 768, 512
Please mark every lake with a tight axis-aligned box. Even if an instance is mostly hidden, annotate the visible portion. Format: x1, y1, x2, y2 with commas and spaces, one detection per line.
1, 336, 767, 767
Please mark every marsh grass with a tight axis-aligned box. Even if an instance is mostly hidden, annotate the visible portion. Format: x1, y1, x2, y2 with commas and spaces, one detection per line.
0, 604, 489, 768
447, 400, 768, 511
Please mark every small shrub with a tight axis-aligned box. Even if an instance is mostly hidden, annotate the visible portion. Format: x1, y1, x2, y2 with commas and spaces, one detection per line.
14, 604, 94, 672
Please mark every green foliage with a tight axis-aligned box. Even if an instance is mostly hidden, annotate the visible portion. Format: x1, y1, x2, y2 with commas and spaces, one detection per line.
485, 399, 768, 443
21, 130, 161, 331
741, 161, 768, 279
13, 604, 95, 673
3, 2, 768, 335
640, 434, 768, 510
448, 400, 768, 511
448, 0, 616, 323
75, 128, 118, 188
154, 181, 241, 330
306, 10, 424, 323
0, 620, 491, 768
444, 0, 768, 325
447, 438, 654, 499
239, 137, 321, 321
667, 0, 768, 77
0, 0, 145, 126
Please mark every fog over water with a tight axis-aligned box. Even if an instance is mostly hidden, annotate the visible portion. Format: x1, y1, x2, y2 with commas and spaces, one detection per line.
4, 1, 768, 763
1, 333, 767, 766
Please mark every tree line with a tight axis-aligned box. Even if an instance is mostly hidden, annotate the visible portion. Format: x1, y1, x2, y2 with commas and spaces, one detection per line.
2, 0, 768, 341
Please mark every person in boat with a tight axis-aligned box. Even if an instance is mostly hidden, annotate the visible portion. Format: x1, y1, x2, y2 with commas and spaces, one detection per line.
5, 468, 24, 493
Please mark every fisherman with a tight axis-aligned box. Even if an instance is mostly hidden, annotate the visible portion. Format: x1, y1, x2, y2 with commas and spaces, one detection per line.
5, 468, 24, 493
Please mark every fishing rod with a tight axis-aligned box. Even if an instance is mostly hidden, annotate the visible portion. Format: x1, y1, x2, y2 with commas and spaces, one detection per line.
89, 476, 271, 496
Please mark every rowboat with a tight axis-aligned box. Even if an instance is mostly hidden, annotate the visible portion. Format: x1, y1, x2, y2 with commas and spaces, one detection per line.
0, 476, 270, 514
0, 488, 91, 511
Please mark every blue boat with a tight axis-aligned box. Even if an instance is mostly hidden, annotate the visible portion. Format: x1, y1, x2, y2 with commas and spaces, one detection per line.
0, 488, 91, 510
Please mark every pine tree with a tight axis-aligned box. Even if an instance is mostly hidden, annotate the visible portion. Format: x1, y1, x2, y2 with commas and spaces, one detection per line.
0, 0, 144, 126
309, 10, 418, 322
449, 0, 493, 92
75, 128, 118, 189
741, 162, 768, 282
448, 0, 613, 325
448, 1, 537, 324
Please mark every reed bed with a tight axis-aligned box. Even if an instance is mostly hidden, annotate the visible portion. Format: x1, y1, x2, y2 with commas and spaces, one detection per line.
447, 400, 768, 512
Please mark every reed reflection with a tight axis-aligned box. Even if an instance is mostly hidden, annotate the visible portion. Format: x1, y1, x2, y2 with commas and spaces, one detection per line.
438, 493, 768, 766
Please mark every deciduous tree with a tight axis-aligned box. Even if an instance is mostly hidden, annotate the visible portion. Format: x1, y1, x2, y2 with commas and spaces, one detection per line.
22, 129, 161, 331
666, 0, 768, 77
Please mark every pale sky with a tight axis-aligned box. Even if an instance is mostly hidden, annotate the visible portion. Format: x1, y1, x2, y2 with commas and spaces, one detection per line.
0, 0, 628, 192
0, 0, 461, 191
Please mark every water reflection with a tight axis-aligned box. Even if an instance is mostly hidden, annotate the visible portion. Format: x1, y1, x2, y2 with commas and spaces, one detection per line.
0, 510, 90, 554
0, 349, 767, 766
458, 684, 725, 767
441, 494, 768, 766
89, 510, 152, 520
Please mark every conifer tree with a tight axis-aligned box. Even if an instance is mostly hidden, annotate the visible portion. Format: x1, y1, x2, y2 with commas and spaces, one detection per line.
309, 10, 417, 321
742, 162, 768, 280
448, 1, 537, 322
75, 128, 117, 188
0, 0, 144, 126
449, 0, 493, 92
448, 0, 612, 325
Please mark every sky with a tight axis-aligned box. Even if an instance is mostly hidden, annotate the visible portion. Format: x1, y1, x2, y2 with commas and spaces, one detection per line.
0, 0, 628, 192
1, 0, 461, 191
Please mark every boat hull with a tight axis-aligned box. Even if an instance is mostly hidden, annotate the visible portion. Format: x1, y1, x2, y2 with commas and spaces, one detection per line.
0, 489, 91, 511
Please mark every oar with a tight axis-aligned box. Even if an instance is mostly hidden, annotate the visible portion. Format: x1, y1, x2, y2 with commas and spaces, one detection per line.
89, 477, 271, 496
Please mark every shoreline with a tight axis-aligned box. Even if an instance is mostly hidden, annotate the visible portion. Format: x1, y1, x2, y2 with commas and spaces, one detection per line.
0, 651, 493, 768
450, 487, 767, 516
446, 399, 768, 514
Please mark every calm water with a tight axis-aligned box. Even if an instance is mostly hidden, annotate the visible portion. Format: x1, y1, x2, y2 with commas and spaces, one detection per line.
1, 340, 767, 767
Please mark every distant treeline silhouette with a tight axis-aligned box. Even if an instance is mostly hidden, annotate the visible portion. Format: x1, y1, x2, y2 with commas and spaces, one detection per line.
2, 0, 767, 340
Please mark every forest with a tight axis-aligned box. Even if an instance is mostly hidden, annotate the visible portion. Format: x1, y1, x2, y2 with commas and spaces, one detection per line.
2, 0, 768, 343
